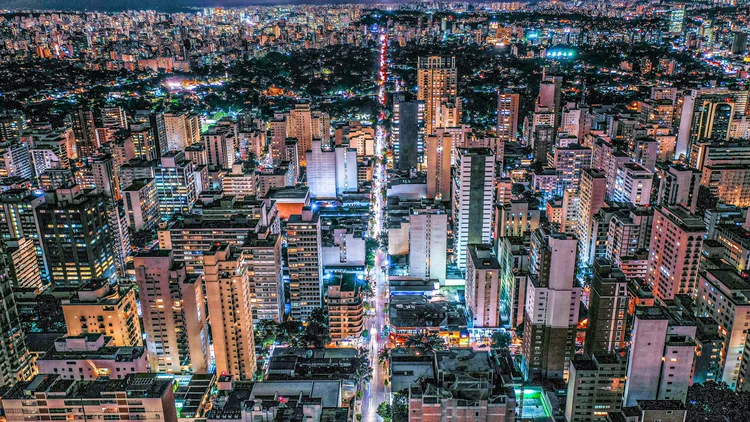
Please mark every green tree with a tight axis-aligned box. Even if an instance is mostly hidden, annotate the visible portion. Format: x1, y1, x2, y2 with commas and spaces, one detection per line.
377, 402, 392, 422
352, 347, 373, 385
254, 319, 280, 348
392, 391, 409, 422
404, 333, 446, 353
378, 347, 391, 364
686, 382, 750, 422
32, 294, 66, 333
491, 331, 512, 350
365, 238, 379, 268
299, 308, 331, 348
696, 185, 718, 218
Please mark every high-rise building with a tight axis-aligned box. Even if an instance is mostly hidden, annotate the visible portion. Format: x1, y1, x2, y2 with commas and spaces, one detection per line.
0, 188, 46, 279
123, 178, 160, 231
613, 163, 653, 206
204, 244, 256, 379
700, 164, 750, 208
466, 244, 502, 329
36, 186, 116, 286
606, 207, 653, 266
269, 115, 287, 163
549, 144, 593, 194
71, 108, 97, 159
565, 354, 627, 422
287, 208, 323, 321
129, 124, 158, 161
286, 104, 313, 156
585, 260, 629, 355
5, 237, 43, 290
696, 269, 750, 389
532, 125, 554, 165
425, 132, 452, 201
576, 169, 607, 265
0, 110, 25, 143
0, 238, 32, 386
0, 142, 33, 181
306, 140, 357, 198
393, 100, 425, 170
676, 88, 748, 159
452, 148, 494, 270
522, 229, 581, 380
153, 152, 197, 220
164, 112, 200, 152
134, 250, 209, 374
327, 273, 364, 341
499, 236, 529, 328
409, 206, 447, 283
497, 92, 519, 143
417, 56, 459, 134
669, 5, 685, 33
494, 200, 541, 239
646, 205, 706, 300
202, 126, 235, 169
242, 226, 284, 322
624, 306, 697, 405
158, 215, 258, 274
658, 164, 701, 213
61, 280, 142, 347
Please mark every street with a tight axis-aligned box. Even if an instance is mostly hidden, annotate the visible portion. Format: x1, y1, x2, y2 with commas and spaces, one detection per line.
360, 31, 390, 422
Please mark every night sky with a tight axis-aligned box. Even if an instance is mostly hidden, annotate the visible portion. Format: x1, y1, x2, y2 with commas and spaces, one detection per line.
2, 0, 413, 12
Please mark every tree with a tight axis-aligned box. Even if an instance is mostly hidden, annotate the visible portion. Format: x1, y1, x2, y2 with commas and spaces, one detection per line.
491, 331, 512, 350
365, 238, 379, 268
352, 347, 373, 385
392, 391, 409, 422
378, 347, 391, 364
377, 402, 392, 422
32, 294, 66, 333
299, 308, 331, 348
361, 329, 370, 339
686, 382, 750, 422
404, 333, 446, 353
254, 319, 280, 348
696, 185, 718, 218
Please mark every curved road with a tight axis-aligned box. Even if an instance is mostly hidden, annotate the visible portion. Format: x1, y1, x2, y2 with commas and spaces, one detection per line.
360, 32, 390, 422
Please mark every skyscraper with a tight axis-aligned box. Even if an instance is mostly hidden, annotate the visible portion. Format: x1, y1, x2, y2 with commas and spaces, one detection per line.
497, 92, 519, 143
576, 169, 606, 265
452, 148, 494, 270
393, 100, 425, 170
585, 259, 629, 355
646, 205, 706, 301
306, 140, 357, 199
523, 228, 581, 380
134, 250, 209, 374
203, 244, 256, 379
153, 151, 197, 220
417, 56, 459, 134
465, 244, 501, 328
0, 238, 32, 386
425, 132, 452, 200
676, 88, 748, 159
408, 205, 447, 283
35, 186, 115, 286
242, 226, 284, 323
657, 164, 701, 213
624, 306, 696, 405
565, 354, 627, 422
71, 108, 97, 159
287, 208, 323, 321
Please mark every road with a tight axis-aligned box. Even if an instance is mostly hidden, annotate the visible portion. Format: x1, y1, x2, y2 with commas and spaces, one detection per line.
360, 31, 390, 422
